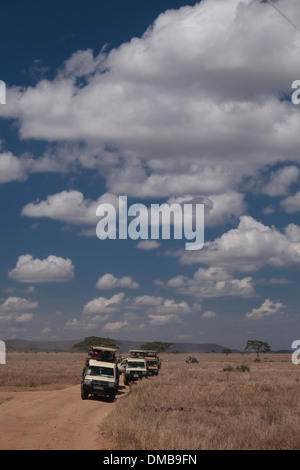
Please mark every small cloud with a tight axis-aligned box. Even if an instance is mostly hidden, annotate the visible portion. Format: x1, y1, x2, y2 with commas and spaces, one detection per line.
1, 297, 39, 311
15, 313, 33, 323
83, 293, 125, 315
148, 313, 181, 326
41, 327, 52, 335
262, 205, 275, 215
245, 299, 285, 320
103, 320, 128, 332
25, 286, 36, 293
267, 278, 292, 285
96, 273, 139, 290
201, 310, 216, 319
136, 240, 161, 250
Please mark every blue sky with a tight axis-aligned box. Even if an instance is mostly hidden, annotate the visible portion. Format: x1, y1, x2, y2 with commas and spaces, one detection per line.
1, 0, 300, 350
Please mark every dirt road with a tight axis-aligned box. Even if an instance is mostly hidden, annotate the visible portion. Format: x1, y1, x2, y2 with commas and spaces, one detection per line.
0, 382, 127, 450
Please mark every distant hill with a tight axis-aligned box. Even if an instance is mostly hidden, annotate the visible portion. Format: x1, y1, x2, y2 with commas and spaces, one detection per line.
4, 339, 80, 351
168, 342, 231, 353
4, 338, 290, 354
4, 338, 233, 353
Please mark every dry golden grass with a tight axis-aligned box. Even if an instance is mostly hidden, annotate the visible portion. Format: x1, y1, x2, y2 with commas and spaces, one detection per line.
1, 351, 300, 450
0, 351, 85, 390
102, 353, 300, 450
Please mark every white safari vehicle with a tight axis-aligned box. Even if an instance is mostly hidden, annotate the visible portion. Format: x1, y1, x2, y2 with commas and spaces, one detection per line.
81, 346, 119, 402
122, 358, 148, 385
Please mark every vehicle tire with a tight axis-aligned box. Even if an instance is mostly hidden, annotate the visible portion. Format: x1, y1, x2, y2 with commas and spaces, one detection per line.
108, 392, 116, 402
81, 385, 88, 400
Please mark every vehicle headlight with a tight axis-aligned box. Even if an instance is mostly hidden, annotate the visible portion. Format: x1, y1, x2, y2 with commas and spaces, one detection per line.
84, 378, 92, 384
108, 383, 115, 387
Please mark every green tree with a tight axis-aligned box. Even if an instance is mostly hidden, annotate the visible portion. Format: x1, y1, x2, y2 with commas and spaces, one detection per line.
72, 336, 119, 352
222, 348, 232, 356
139, 341, 173, 353
244, 340, 271, 361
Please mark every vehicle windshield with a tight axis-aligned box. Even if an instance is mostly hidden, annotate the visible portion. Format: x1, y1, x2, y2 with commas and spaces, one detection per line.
147, 361, 157, 367
86, 366, 114, 378
127, 361, 145, 368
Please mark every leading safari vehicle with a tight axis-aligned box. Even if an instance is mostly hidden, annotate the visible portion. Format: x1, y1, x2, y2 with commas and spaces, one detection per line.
81, 346, 119, 402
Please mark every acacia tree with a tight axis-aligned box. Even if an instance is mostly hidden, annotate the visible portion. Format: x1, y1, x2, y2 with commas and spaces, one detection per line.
72, 336, 119, 352
139, 342, 173, 353
222, 348, 232, 356
244, 340, 271, 360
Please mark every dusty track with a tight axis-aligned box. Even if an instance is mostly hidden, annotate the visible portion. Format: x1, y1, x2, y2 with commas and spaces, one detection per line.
0, 381, 128, 450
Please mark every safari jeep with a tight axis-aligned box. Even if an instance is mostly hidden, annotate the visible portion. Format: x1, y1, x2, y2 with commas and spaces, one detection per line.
81, 346, 119, 402
145, 356, 159, 376
123, 358, 148, 385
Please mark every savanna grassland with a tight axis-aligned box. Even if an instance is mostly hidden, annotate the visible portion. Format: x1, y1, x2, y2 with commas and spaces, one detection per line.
103, 352, 300, 450
0, 351, 299, 450
0, 351, 85, 391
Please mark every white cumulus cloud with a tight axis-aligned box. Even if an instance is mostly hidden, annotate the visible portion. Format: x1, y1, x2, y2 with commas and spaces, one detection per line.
21, 190, 119, 226
0, 152, 28, 183
178, 216, 300, 271
96, 273, 139, 290
245, 299, 286, 319
83, 293, 125, 315
1, 297, 39, 311
9, 254, 75, 283
0, 296, 38, 325
136, 240, 161, 250
156, 266, 254, 298
2, 1, 300, 199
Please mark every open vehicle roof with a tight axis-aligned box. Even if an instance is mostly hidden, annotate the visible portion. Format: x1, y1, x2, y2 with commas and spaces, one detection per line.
90, 346, 116, 352
88, 359, 116, 367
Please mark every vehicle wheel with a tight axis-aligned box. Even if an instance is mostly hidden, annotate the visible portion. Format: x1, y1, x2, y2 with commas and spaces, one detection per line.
108, 392, 116, 402
81, 385, 88, 400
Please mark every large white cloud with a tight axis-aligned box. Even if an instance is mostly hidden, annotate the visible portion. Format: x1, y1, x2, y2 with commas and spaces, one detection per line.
167, 192, 246, 227
21, 190, 118, 226
178, 216, 300, 271
1, 0, 300, 199
9, 254, 75, 283
155, 266, 254, 298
